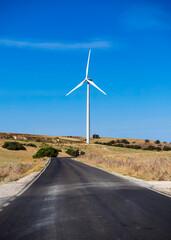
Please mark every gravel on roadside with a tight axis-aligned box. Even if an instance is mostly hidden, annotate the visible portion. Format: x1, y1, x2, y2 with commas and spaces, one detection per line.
0, 171, 40, 198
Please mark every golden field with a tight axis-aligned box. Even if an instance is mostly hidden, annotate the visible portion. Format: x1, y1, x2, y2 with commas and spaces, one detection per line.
0, 139, 46, 182
78, 144, 171, 181
0, 134, 171, 182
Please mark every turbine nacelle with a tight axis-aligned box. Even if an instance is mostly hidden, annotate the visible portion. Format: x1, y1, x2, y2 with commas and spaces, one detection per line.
84, 78, 92, 82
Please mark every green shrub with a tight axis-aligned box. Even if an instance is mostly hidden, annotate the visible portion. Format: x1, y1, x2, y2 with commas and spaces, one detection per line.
144, 145, 161, 151
33, 147, 60, 158
125, 145, 141, 149
25, 143, 37, 148
40, 142, 49, 148
114, 144, 124, 147
145, 139, 150, 143
156, 147, 162, 151
133, 145, 141, 149
106, 140, 116, 145
94, 141, 142, 150
96, 140, 116, 146
144, 145, 155, 151
2, 141, 26, 151
66, 147, 85, 157
155, 140, 160, 144
120, 139, 130, 144
94, 141, 103, 145
93, 134, 100, 139
163, 146, 171, 151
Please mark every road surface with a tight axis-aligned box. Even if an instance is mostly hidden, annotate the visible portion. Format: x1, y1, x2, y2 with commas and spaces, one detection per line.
0, 157, 171, 240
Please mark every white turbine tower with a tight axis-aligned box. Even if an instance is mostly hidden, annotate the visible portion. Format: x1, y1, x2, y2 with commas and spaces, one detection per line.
66, 50, 106, 144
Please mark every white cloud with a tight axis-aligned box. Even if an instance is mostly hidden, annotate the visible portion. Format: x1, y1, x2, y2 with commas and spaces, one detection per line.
0, 39, 111, 50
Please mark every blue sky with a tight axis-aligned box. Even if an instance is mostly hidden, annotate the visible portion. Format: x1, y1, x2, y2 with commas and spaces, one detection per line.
0, 0, 171, 141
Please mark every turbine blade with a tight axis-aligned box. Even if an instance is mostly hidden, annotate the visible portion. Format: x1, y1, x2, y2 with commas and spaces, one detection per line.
66, 80, 86, 96
87, 79, 106, 95
86, 49, 91, 79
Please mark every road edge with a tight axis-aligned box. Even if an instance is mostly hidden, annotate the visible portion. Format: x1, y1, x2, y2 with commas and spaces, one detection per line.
17, 158, 51, 196
70, 158, 171, 199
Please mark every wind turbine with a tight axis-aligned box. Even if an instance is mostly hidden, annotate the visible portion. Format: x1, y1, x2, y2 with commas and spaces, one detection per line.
66, 50, 106, 144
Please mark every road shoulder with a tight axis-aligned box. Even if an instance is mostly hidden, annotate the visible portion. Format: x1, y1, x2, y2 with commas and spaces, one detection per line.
0, 159, 51, 206
72, 158, 171, 198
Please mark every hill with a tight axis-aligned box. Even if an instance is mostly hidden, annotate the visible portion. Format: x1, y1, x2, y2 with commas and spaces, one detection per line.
0, 132, 171, 182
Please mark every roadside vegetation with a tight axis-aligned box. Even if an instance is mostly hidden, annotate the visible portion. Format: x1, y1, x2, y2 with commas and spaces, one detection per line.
66, 147, 85, 157
0, 139, 46, 182
78, 144, 171, 181
33, 147, 61, 158
94, 139, 171, 151
2, 141, 26, 151
0, 133, 171, 182
24, 143, 37, 148
92, 134, 100, 139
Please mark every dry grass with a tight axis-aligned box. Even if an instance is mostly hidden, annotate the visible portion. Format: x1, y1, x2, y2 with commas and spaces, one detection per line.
1, 135, 171, 182
0, 140, 47, 182
49, 138, 171, 181
59, 136, 83, 142
77, 144, 171, 181
0, 163, 34, 182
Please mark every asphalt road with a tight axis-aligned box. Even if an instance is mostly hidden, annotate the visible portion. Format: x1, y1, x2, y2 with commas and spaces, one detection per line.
0, 158, 171, 240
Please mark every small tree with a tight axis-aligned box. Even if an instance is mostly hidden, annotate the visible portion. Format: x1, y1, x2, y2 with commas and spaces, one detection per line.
163, 146, 171, 151
66, 147, 85, 157
155, 140, 160, 144
2, 141, 26, 151
92, 134, 100, 139
106, 140, 115, 146
120, 139, 130, 144
145, 139, 150, 143
144, 145, 161, 151
33, 147, 60, 158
